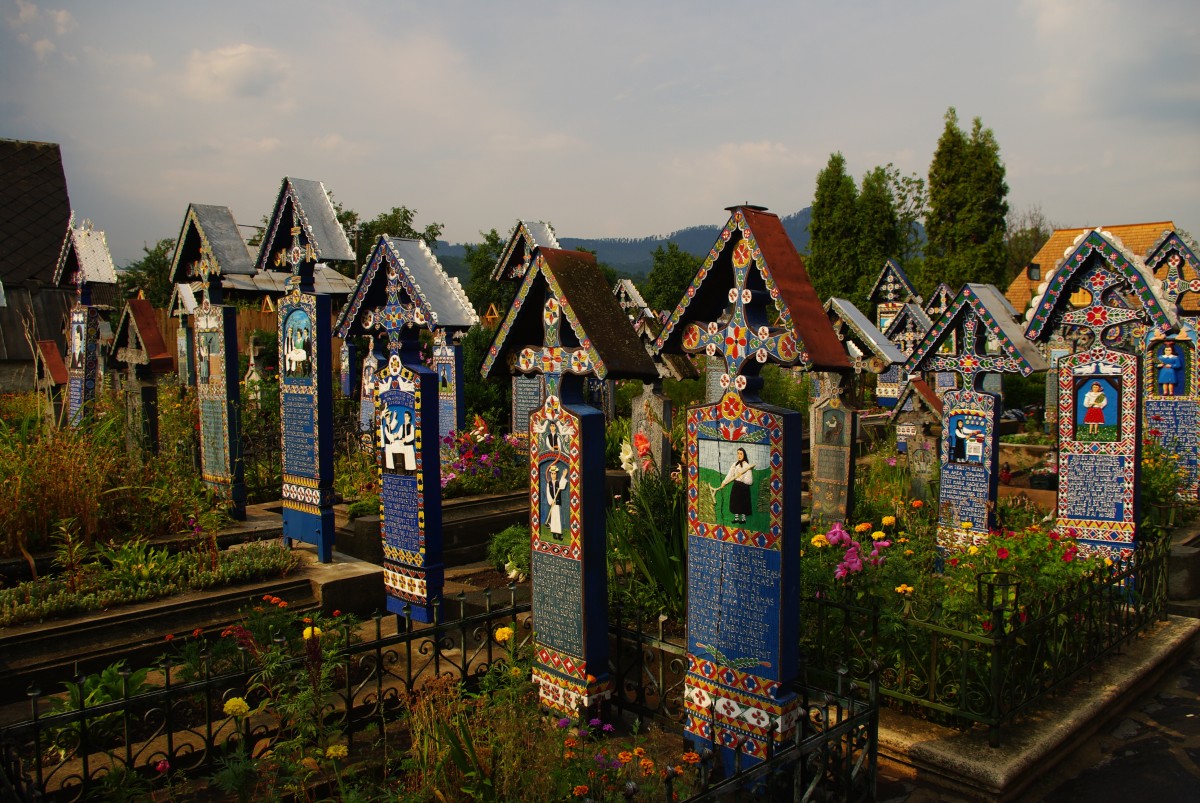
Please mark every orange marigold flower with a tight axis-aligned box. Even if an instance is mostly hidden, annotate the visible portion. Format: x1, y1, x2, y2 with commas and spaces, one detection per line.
854, 522, 873, 533
278, 601, 288, 608
164, 633, 175, 641
640, 757, 656, 775
564, 750, 576, 759
572, 786, 588, 797
192, 628, 203, 638
564, 737, 578, 748
618, 751, 633, 764
911, 499, 924, 509
634, 747, 646, 757
681, 751, 701, 764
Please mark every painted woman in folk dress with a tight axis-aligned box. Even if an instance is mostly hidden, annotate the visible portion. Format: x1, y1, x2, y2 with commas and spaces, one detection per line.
712, 447, 755, 524
1082, 381, 1107, 435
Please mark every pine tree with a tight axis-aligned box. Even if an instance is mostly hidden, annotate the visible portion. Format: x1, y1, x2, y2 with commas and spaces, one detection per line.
925, 108, 1009, 292
807, 153, 861, 304
641, 242, 702, 315
855, 166, 902, 301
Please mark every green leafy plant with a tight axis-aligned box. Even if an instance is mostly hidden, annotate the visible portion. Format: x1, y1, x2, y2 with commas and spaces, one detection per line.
46, 660, 153, 761
486, 524, 530, 582
607, 460, 687, 620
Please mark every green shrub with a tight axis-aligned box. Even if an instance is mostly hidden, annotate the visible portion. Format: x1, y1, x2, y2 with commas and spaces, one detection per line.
486, 524, 530, 580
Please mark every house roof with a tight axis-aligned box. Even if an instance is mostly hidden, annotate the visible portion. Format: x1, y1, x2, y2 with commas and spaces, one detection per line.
169, 204, 256, 285
654, 205, 848, 371
111, 298, 173, 374
1005, 221, 1174, 313
482, 248, 657, 382
490, 220, 560, 282
0, 139, 71, 286
1024, 228, 1173, 342
254, 177, 354, 272
53, 222, 118, 287
0, 284, 72, 362
335, 236, 478, 337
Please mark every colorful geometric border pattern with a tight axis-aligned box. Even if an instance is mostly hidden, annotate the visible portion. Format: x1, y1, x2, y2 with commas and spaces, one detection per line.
1026, 229, 1170, 341
532, 666, 612, 714
936, 389, 998, 546
684, 655, 798, 758
529, 397, 583, 559
1147, 231, 1200, 309
654, 210, 813, 370
686, 392, 786, 549
282, 475, 334, 514
906, 286, 1036, 380
336, 238, 442, 337
1056, 346, 1138, 553
259, 181, 318, 269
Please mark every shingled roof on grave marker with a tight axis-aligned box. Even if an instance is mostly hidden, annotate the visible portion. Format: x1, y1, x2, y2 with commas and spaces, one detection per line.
868, 259, 921, 307
905, 283, 1048, 377
882, 303, 933, 352
1144, 229, 1200, 312
490, 220, 560, 283
169, 204, 257, 286
824, 297, 907, 370
36, 340, 68, 386
53, 221, 118, 288
482, 248, 657, 382
336, 236, 479, 337
655, 205, 848, 371
888, 377, 944, 422
112, 298, 174, 374
0, 139, 71, 286
1024, 228, 1173, 343
925, 283, 955, 318
254, 177, 355, 272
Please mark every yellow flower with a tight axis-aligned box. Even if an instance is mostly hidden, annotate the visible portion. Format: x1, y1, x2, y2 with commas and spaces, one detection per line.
882, 516, 896, 527
303, 626, 322, 640
325, 744, 348, 760
510, 666, 522, 678
495, 626, 514, 643
1104, 558, 1114, 567
895, 584, 914, 595
904, 549, 914, 556
223, 697, 250, 718
871, 531, 886, 541
967, 546, 980, 556
810, 534, 830, 548
898, 537, 909, 544
854, 522, 873, 533
960, 521, 973, 531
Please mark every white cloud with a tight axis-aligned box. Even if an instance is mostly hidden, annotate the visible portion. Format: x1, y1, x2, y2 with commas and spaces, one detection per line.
31, 36, 53, 59
48, 7, 72, 35
9, 0, 38, 28
183, 44, 289, 104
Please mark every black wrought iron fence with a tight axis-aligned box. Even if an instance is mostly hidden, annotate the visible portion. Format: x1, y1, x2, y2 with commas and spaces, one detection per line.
800, 534, 1171, 745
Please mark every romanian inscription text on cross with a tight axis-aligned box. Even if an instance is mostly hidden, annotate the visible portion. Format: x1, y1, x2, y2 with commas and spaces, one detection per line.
679, 233, 797, 394
516, 296, 593, 399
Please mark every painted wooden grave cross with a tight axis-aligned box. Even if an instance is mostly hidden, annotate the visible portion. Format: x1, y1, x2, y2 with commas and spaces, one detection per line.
110, 299, 173, 456
1145, 231, 1200, 498
335, 236, 477, 621
655, 205, 847, 773
260, 177, 355, 564
868, 258, 921, 333
64, 264, 100, 427
1024, 230, 1172, 558
483, 247, 656, 716
878, 303, 932, 412
905, 284, 1047, 549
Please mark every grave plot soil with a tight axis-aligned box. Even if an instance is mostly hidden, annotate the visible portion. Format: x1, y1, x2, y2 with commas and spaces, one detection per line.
454, 567, 524, 591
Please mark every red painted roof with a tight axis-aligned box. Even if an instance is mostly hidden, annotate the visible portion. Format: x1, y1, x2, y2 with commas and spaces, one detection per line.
36, 339, 68, 385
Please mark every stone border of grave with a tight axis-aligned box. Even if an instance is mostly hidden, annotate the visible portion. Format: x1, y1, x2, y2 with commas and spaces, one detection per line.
877, 616, 1200, 802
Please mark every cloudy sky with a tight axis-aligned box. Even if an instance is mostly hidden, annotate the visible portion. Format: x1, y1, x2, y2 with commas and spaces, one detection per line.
3, 0, 1198, 266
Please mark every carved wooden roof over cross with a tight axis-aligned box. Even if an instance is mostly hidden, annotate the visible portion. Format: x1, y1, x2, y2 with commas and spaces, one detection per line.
169, 204, 256, 289
905, 283, 1047, 386
1145, 230, 1200, 313
111, 298, 173, 374
53, 221, 118, 288
336, 235, 478, 341
868, 259, 920, 307
888, 377, 943, 423
482, 248, 656, 391
824, 297, 907, 373
489, 219, 560, 283
882, 302, 932, 358
254, 177, 354, 275
654, 205, 847, 375
924, 283, 954, 320
1024, 228, 1172, 345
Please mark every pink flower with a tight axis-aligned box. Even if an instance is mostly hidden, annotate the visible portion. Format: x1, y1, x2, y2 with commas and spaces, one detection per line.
155, 760, 170, 773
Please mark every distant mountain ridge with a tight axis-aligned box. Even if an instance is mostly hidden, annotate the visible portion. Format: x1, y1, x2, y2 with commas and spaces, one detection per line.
435, 207, 814, 283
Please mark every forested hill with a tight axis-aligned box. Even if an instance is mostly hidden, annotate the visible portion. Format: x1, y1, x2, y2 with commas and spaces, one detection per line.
436, 207, 813, 282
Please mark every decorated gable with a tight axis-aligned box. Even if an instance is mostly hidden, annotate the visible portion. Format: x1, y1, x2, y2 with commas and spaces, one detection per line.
868, 259, 921, 331
111, 299, 173, 375
490, 219, 560, 283
169, 204, 256, 290
1146, 230, 1200, 313
255, 177, 354, 275
824, 297, 907, 374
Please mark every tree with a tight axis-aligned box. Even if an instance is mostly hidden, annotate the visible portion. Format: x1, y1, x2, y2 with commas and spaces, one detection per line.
855, 166, 903, 301
885, 163, 928, 267
1005, 205, 1058, 284
640, 242, 702, 314
462, 229, 509, 317
355, 206, 443, 265
807, 153, 862, 304
118, 238, 175, 307
925, 108, 1010, 292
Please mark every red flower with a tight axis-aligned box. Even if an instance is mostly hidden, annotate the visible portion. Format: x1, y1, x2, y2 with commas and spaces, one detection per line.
981, 621, 993, 632
948, 557, 959, 567
996, 547, 1009, 560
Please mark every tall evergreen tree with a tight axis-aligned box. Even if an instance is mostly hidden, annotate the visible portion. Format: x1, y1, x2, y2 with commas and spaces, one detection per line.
462, 228, 508, 316
924, 108, 1009, 292
807, 153, 861, 304
855, 166, 902, 301
641, 242, 701, 314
